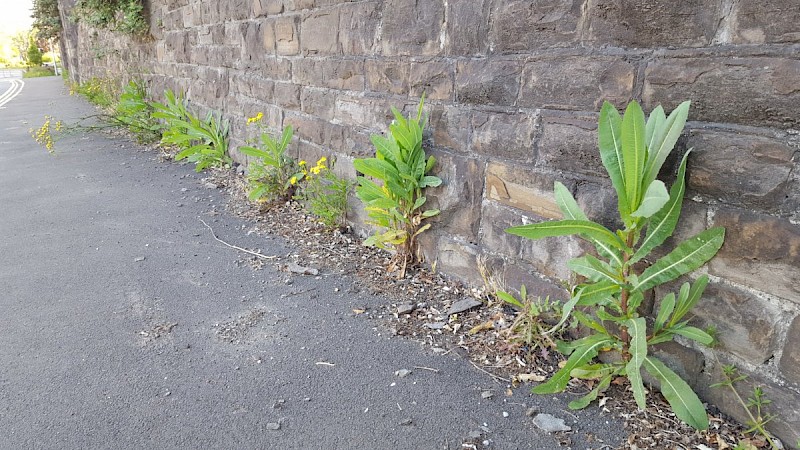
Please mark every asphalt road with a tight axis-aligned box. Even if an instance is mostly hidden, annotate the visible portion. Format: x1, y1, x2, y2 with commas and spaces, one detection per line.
0, 77, 624, 449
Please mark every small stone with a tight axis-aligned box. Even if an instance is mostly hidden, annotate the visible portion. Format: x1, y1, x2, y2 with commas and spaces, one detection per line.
134, 256, 146, 262
424, 322, 446, 330
395, 369, 412, 378
273, 399, 285, 409
481, 390, 494, 399
502, 411, 509, 418
399, 418, 413, 426
532, 413, 572, 432
397, 303, 415, 315
286, 262, 319, 276
468, 430, 482, 439
265, 422, 281, 431
525, 407, 538, 417
204, 182, 218, 189
446, 298, 482, 316
180, 188, 188, 192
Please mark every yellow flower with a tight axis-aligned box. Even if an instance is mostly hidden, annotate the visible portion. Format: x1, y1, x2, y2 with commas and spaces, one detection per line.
318, 156, 327, 163
299, 160, 307, 166
290, 176, 298, 185
246, 112, 264, 124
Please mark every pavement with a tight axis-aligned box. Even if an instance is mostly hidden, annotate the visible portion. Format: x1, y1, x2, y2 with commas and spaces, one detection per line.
0, 77, 624, 449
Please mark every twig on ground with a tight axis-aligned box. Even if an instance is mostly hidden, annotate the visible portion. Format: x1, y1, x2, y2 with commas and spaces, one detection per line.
414, 366, 440, 373
469, 360, 510, 384
199, 218, 276, 260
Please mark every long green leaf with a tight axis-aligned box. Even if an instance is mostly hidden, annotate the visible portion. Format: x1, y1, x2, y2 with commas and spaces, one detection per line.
625, 317, 648, 409
598, 102, 629, 219
631, 180, 669, 218
671, 325, 714, 345
568, 256, 618, 284
621, 101, 647, 211
636, 227, 725, 292
642, 101, 690, 189
532, 334, 614, 394
654, 292, 675, 333
671, 275, 709, 326
506, 220, 625, 251
631, 150, 692, 263
645, 105, 666, 152
575, 281, 621, 307
643, 356, 708, 430
554, 182, 623, 267
569, 371, 614, 410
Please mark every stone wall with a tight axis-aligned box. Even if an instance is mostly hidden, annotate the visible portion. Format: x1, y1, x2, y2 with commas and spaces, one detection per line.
59, 0, 800, 444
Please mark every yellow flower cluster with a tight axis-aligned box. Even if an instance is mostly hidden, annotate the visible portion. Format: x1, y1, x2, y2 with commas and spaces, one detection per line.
29, 115, 62, 154
246, 112, 264, 125
306, 156, 328, 176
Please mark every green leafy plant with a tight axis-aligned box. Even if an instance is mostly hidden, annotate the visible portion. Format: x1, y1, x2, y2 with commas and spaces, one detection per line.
239, 114, 302, 203
71, 0, 149, 35
295, 157, 353, 229
353, 97, 442, 278
505, 100, 725, 430
113, 79, 160, 143
712, 365, 780, 449
498, 286, 560, 352
72, 76, 118, 108
152, 89, 231, 172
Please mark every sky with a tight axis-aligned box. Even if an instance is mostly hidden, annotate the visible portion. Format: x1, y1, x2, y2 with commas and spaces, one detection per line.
0, 0, 35, 35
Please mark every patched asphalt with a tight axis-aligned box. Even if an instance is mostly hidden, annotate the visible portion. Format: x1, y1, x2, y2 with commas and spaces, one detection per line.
0, 77, 624, 449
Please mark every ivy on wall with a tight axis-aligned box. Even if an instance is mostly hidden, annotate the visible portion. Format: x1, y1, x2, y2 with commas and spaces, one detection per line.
70, 0, 149, 35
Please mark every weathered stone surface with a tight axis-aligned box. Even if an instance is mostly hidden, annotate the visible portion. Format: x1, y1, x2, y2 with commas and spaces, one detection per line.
686, 129, 797, 215
471, 111, 536, 162
273, 82, 300, 109
644, 57, 800, 129
365, 59, 410, 95
300, 87, 336, 120
651, 199, 709, 261
445, 0, 491, 56
334, 95, 394, 130
284, 112, 326, 146
586, 0, 721, 47
574, 181, 621, 231
422, 236, 482, 282
381, 0, 444, 56
490, 0, 583, 53
485, 162, 566, 220
478, 255, 570, 302
518, 57, 635, 110
480, 202, 583, 281
275, 16, 299, 55
259, 57, 292, 81
535, 113, 605, 177
428, 105, 471, 153
780, 315, 800, 385
252, 0, 284, 17
301, 10, 339, 55
455, 59, 521, 106
338, 2, 380, 55
409, 60, 453, 101
293, 59, 365, 90
261, 20, 275, 53
733, 0, 800, 44
426, 152, 484, 241
710, 208, 800, 303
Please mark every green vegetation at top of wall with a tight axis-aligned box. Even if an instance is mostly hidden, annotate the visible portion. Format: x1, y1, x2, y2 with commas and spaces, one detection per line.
32, 0, 63, 41
505, 100, 725, 430
71, 0, 149, 36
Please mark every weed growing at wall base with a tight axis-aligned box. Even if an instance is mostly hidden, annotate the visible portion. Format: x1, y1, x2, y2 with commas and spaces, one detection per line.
295, 157, 353, 229
239, 116, 302, 203
506, 100, 725, 430
354, 97, 442, 278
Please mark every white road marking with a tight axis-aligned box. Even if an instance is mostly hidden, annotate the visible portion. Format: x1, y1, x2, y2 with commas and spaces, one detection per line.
0, 79, 24, 108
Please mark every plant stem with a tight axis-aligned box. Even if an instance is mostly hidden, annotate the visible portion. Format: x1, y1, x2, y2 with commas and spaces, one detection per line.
620, 232, 635, 349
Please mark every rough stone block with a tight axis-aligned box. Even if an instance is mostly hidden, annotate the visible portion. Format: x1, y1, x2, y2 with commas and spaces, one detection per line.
471, 111, 536, 162
710, 208, 800, 303
261, 20, 275, 53
574, 181, 621, 231
485, 162, 566, 220
409, 60, 454, 101
293, 59, 365, 91
428, 105, 471, 153
275, 17, 300, 55
780, 314, 800, 385
536, 113, 605, 177
445, 0, 491, 56
586, 0, 721, 48
334, 95, 394, 129
260, 57, 292, 81
381, 0, 445, 56
650, 199, 709, 261
518, 57, 635, 110
426, 152, 485, 242
490, 0, 583, 53
252, 0, 284, 17
422, 236, 482, 283
273, 82, 300, 109
338, 2, 380, 55
480, 200, 583, 281
686, 129, 797, 215
644, 57, 800, 129
301, 10, 339, 55
283, 112, 327, 146
733, 0, 800, 44
365, 59, 410, 95
455, 59, 521, 106
300, 87, 336, 121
